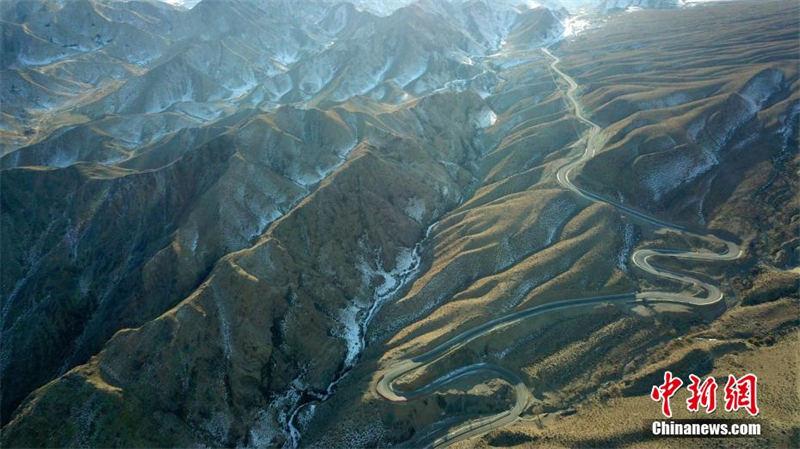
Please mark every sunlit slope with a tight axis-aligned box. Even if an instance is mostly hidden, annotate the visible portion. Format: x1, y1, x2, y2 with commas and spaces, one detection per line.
299, 1, 798, 447
560, 1, 798, 229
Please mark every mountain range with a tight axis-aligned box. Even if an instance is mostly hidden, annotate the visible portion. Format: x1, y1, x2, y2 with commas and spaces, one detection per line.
1, 0, 797, 447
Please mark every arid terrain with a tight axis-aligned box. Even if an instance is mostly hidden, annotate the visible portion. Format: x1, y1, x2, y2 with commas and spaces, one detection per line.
1, 0, 797, 448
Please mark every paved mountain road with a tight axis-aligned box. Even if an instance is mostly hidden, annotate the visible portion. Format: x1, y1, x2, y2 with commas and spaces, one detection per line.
374, 46, 742, 448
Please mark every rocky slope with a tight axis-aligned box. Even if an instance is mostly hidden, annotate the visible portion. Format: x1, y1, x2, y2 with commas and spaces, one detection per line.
1, 0, 797, 448
294, 1, 799, 447
2, 0, 560, 441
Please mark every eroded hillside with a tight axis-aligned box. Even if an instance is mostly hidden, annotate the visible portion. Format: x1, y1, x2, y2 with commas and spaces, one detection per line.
1, 0, 797, 448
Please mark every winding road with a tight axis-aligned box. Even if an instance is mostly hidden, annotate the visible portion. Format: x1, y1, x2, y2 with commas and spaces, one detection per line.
374, 46, 743, 448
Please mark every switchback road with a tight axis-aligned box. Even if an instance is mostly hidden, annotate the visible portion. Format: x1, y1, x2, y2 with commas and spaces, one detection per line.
374, 46, 742, 449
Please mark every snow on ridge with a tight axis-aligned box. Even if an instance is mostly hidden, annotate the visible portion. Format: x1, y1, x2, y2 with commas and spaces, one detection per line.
474, 107, 498, 128
681, 0, 746, 5
329, 57, 394, 102
557, 0, 732, 14
597, 0, 682, 12
290, 139, 358, 188
561, 16, 592, 37
161, 0, 202, 8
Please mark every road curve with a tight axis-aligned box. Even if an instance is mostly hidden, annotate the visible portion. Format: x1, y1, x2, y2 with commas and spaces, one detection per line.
541, 46, 742, 306
373, 47, 742, 448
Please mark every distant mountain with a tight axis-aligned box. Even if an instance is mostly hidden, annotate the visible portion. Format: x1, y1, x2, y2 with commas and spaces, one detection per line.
1, 0, 565, 158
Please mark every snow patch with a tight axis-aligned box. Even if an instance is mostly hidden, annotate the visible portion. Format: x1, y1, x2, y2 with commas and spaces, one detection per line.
404, 197, 426, 223
263, 74, 294, 101
203, 411, 232, 444
50, 147, 79, 168
260, 373, 307, 449
561, 16, 591, 37
474, 107, 497, 128
176, 102, 226, 121
539, 198, 577, 246
290, 139, 357, 187
392, 60, 428, 88
213, 289, 233, 360
639, 92, 691, 110
274, 49, 300, 67
186, 227, 199, 254
330, 57, 393, 102
500, 277, 539, 313
359, 246, 422, 302
299, 60, 337, 95
17, 52, 71, 67
617, 223, 635, 272
641, 149, 717, 201
293, 234, 431, 448
337, 304, 362, 366
738, 69, 783, 111
225, 79, 257, 100
249, 409, 280, 448
250, 208, 283, 241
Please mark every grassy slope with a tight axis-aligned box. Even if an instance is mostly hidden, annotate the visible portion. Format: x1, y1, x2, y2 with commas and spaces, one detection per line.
303, 1, 799, 447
